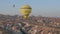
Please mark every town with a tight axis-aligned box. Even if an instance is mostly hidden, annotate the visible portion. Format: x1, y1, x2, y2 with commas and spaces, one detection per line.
0, 14, 60, 34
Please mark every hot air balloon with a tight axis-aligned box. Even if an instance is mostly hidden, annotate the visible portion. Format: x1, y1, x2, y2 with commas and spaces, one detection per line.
13, 4, 15, 7
20, 5, 32, 20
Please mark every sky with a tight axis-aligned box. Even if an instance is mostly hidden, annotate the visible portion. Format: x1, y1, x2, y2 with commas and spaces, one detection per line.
0, 0, 60, 17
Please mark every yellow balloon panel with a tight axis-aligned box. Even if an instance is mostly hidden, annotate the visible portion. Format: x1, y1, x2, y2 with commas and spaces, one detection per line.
20, 5, 32, 20
23, 15, 29, 20
20, 9, 31, 15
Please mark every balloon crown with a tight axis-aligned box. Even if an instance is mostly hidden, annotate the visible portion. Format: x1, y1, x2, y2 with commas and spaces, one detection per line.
20, 5, 32, 9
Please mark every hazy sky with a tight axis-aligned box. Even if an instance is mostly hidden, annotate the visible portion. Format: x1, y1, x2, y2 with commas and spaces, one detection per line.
0, 0, 60, 17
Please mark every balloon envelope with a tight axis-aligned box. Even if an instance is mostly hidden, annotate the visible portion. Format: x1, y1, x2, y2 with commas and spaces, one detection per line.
13, 4, 15, 7
20, 5, 32, 20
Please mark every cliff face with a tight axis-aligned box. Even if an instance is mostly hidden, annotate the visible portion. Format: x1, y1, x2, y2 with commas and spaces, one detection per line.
0, 14, 60, 34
